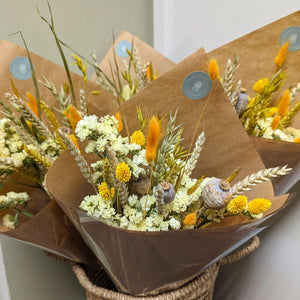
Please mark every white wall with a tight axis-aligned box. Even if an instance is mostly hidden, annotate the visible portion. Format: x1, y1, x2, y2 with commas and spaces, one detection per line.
0, 1, 153, 299
154, 0, 300, 62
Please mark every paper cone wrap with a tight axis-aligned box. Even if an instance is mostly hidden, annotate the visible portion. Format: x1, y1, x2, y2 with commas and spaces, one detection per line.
91, 31, 175, 85
0, 40, 118, 263
208, 11, 300, 176
46, 48, 291, 295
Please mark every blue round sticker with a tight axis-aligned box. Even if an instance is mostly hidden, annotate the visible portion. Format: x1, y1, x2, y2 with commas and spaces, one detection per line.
10, 56, 32, 80
115, 40, 132, 58
182, 71, 212, 100
279, 26, 300, 51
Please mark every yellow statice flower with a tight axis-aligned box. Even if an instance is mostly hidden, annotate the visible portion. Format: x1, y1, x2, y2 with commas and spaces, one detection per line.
183, 213, 197, 226
248, 198, 271, 216
227, 195, 248, 215
130, 130, 145, 146
98, 182, 115, 200
115, 162, 131, 183
253, 78, 269, 94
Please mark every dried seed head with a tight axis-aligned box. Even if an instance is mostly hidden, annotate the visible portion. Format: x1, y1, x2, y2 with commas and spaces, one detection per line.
202, 178, 232, 209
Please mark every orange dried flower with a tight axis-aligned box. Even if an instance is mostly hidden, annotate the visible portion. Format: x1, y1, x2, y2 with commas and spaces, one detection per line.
208, 59, 219, 81
183, 213, 196, 226
274, 41, 289, 67
145, 116, 161, 163
68, 134, 80, 151
63, 105, 82, 132
115, 112, 123, 133
26, 92, 39, 117
271, 115, 281, 130
277, 90, 290, 117
293, 137, 300, 143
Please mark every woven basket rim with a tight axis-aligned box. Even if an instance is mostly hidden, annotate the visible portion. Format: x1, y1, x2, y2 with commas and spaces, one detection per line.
72, 263, 220, 300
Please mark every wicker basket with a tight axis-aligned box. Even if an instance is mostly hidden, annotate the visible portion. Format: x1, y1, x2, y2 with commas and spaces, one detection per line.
71, 236, 260, 300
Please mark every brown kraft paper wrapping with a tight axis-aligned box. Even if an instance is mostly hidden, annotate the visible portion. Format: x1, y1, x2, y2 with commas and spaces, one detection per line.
0, 40, 118, 263
46, 47, 291, 295
91, 30, 175, 85
208, 11, 300, 176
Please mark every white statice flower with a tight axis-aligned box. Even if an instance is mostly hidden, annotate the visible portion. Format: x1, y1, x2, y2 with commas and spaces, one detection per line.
75, 115, 99, 141
128, 194, 138, 207
272, 129, 289, 141
169, 217, 181, 230
95, 137, 110, 153
123, 205, 143, 225
283, 127, 300, 141
124, 149, 148, 177
2, 214, 15, 230
40, 139, 60, 157
85, 141, 97, 153
168, 190, 189, 213
120, 216, 130, 228
139, 194, 156, 213
0, 191, 30, 204
10, 152, 28, 168
80, 195, 117, 222
80, 195, 99, 216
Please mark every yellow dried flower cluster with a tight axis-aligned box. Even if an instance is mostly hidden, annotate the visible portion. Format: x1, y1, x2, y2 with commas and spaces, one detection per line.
248, 198, 272, 216
99, 182, 115, 200
253, 78, 269, 94
115, 162, 131, 183
130, 130, 145, 146
227, 196, 247, 215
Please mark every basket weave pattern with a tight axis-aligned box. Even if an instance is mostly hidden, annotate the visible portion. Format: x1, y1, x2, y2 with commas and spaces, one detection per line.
72, 236, 260, 300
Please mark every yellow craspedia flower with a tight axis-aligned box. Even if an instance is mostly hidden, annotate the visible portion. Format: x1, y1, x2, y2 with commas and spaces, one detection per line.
115, 162, 131, 183
98, 182, 115, 200
253, 78, 269, 94
227, 196, 248, 215
183, 213, 197, 226
130, 130, 145, 146
208, 59, 219, 81
248, 198, 271, 216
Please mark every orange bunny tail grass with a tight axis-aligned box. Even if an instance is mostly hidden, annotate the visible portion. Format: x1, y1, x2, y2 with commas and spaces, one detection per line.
26, 92, 39, 117
271, 115, 281, 130
274, 41, 289, 68
146, 115, 161, 163
68, 134, 80, 151
115, 112, 123, 133
63, 104, 82, 132
293, 136, 300, 143
277, 89, 290, 117
208, 59, 219, 81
